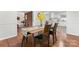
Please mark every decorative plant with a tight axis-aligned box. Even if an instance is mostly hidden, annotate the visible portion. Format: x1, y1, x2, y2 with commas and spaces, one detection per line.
37, 11, 45, 26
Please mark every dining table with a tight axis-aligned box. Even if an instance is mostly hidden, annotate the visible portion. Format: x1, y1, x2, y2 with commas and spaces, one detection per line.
21, 26, 44, 46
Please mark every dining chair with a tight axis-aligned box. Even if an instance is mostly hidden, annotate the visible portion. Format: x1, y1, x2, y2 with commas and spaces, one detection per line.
17, 24, 19, 32
21, 35, 28, 47
50, 23, 58, 45
27, 34, 34, 47
34, 24, 51, 47
21, 32, 33, 47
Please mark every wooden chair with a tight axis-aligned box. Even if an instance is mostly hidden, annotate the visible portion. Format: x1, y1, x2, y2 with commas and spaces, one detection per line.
21, 35, 28, 47
21, 33, 34, 47
34, 25, 51, 47
27, 34, 34, 47
50, 23, 58, 44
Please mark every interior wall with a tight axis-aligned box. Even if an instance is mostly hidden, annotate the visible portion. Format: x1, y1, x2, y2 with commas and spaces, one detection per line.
0, 11, 17, 40
17, 11, 24, 27
67, 11, 79, 36
32, 11, 50, 26
32, 11, 67, 27
50, 11, 66, 26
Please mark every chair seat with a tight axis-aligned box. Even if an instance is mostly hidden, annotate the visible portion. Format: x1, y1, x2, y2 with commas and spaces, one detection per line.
34, 34, 43, 39
34, 24, 51, 47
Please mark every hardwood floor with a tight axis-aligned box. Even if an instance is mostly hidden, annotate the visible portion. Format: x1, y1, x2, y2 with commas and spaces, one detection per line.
0, 26, 79, 47
64, 34, 79, 47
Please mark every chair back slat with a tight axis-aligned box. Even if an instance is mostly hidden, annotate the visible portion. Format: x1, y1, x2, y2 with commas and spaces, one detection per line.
53, 23, 58, 33
44, 25, 51, 33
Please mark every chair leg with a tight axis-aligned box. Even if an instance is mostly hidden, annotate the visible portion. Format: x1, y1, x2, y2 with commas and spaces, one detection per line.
53, 34, 55, 45
47, 35, 49, 47
48, 34, 51, 47
34, 39, 36, 47
21, 39, 24, 47
21, 36, 25, 47
39, 39, 42, 46
55, 33, 57, 43
21, 36, 28, 47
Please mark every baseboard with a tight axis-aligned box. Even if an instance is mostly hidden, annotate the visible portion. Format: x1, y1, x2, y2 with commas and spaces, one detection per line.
67, 34, 79, 37
0, 35, 17, 41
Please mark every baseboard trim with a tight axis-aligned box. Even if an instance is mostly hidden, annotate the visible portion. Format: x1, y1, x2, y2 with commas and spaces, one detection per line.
0, 35, 17, 41
67, 34, 79, 37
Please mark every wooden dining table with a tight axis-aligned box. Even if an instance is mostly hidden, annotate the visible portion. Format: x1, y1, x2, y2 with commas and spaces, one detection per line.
21, 26, 44, 46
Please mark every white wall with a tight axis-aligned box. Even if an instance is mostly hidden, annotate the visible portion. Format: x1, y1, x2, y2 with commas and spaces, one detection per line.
50, 11, 66, 27
67, 11, 79, 36
0, 11, 17, 40
17, 11, 24, 27
32, 11, 50, 26
17, 11, 24, 21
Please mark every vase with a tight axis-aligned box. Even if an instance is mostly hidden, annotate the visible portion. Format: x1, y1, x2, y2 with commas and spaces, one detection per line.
40, 21, 42, 27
